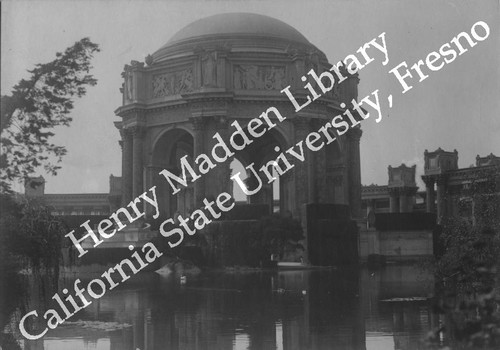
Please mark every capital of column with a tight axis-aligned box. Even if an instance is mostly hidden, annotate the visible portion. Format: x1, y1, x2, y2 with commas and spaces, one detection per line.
190, 116, 207, 131
399, 186, 418, 196
121, 127, 133, 138
293, 116, 310, 130
347, 126, 363, 141
422, 175, 435, 188
388, 187, 399, 196
310, 118, 326, 129
436, 174, 447, 187
212, 115, 228, 129
129, 125, 146, 138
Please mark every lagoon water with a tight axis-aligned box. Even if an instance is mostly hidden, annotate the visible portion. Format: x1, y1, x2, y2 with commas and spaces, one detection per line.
18, 265, 437, 350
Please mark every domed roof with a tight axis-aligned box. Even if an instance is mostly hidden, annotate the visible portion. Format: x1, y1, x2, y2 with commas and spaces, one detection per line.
160, 12, 310, 48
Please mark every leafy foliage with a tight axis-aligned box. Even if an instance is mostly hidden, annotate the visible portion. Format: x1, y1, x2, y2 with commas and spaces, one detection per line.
0, 194, 66, 271
436, 220, 500, 296
428, 168, 500, 349
0, 38, 100, 192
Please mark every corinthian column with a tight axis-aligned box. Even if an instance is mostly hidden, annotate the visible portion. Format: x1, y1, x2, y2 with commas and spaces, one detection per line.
389, 188, 399, 213
399, 188, 411, 213
347, 126, 363, 219
191, 117, 205, 207
121, 129, 133, 206
293, 117, 310, 217
131, 126, 145, 199
422, 176, 435, 213
314, 119, 326, 203
436, 175, 447, 224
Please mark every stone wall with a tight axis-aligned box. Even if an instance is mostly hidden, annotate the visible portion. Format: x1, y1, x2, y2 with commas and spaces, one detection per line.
303, 204, 359, 266
359, 229, 433, 261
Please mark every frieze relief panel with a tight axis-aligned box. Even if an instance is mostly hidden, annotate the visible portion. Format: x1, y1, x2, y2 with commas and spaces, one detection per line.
152, 68, 194, 98
233, 65, 287, 91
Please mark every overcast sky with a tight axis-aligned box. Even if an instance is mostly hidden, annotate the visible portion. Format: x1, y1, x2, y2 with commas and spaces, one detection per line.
2, 0, 499, 194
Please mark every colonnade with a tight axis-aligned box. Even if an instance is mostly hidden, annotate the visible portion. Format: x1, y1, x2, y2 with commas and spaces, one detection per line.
119, 115, 363, 220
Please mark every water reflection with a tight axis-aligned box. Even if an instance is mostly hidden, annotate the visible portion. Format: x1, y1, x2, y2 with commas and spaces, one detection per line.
19, 265, 435, 350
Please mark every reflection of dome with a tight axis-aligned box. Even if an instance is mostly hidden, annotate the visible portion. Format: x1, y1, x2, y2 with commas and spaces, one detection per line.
153, 13, 320, 63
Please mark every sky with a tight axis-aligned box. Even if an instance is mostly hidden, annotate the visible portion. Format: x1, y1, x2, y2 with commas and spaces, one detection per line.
1, 0, 499, 194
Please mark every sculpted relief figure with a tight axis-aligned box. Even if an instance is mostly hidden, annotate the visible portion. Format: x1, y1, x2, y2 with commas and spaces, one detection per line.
153, 74, 172, 97
153, 68, 194, 98
178, 69, 194, 93
244, 65, 259, 89
125, 70, 134, 101
265, 67, 286, 90
234, 65, 259, 89
202, 51, 217, 86
234, 65, 286, 90
123, 61, 145, 101
234, 66, 242, 89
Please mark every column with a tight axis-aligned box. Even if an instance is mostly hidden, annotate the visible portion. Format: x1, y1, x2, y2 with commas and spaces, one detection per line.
132, 126, 145, 199
389, 188, 399, 213
121, 129, 133, 206
347, 127, 363, 218
191, 117, 205, 207
307, 146, 317, 203
406, 187, 418, 213
423, 177, 436, 213
213, 116, 231, 195
399, 189, 408, 213
292, 117, 310, 217
314, 122, 327, 203
367, 199, 376, 229
436, 175, 447, 224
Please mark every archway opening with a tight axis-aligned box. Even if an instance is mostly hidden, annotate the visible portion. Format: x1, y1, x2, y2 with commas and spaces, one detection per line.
230, 158, 248, 204
272, 167, 280, 213
151, 128, 194, 218
232, 126, 288, 214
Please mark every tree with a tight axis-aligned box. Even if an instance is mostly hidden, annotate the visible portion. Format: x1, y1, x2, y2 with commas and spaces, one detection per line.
0, 38, 100, 192
427, 168, 500, 349
0, 194, 66, 348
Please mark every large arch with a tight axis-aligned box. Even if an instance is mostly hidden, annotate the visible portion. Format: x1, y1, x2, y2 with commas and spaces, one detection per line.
151, 128, 194, 218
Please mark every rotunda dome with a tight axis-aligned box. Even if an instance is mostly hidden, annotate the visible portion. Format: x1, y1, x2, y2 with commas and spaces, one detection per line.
152, 13, 320, 63
167, 13, 310, 45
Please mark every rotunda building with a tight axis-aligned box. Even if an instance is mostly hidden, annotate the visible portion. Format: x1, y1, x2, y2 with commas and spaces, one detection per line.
115, 12, 362, 220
